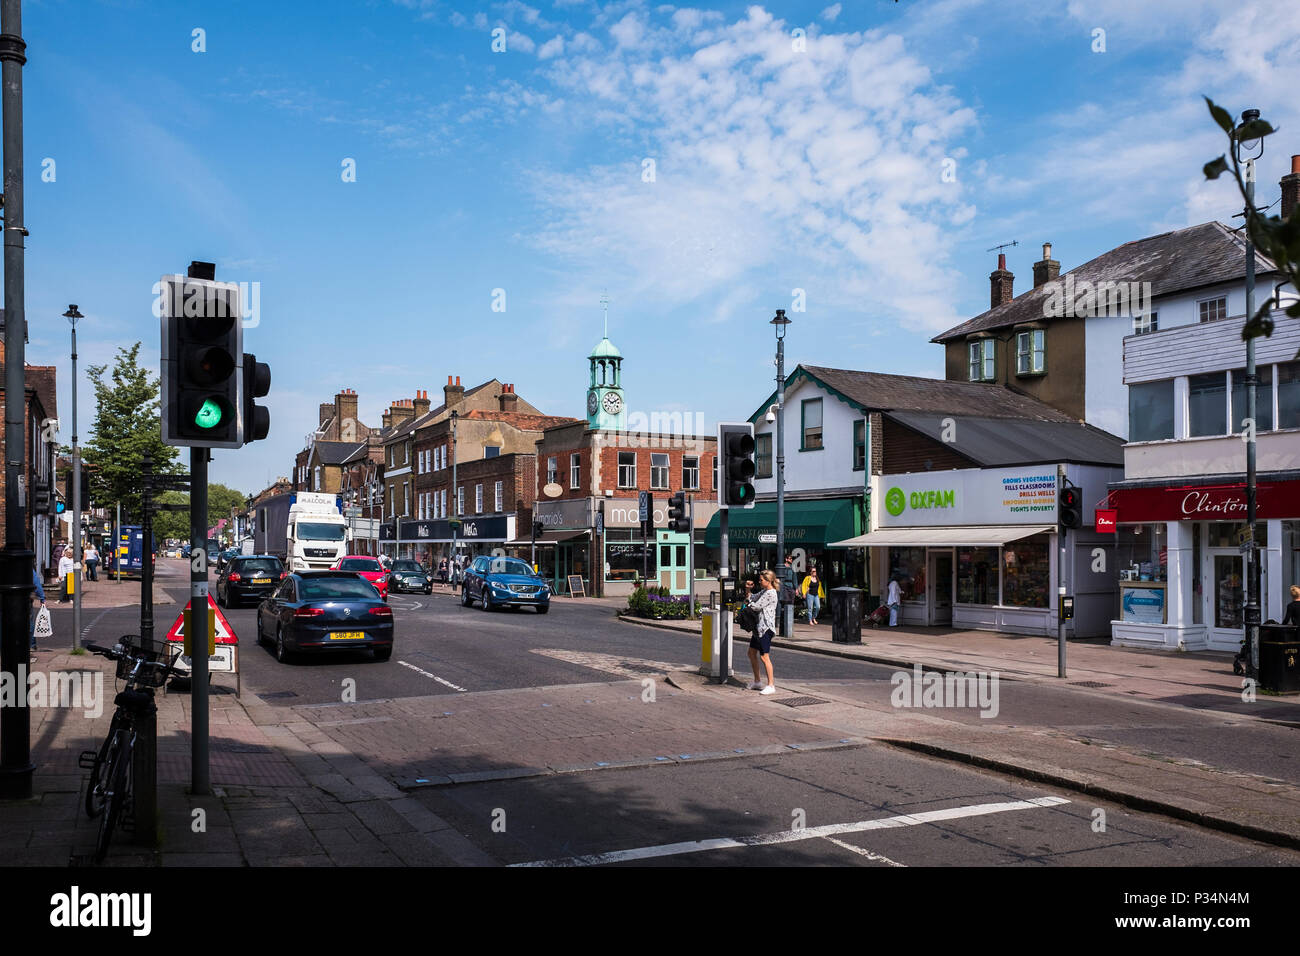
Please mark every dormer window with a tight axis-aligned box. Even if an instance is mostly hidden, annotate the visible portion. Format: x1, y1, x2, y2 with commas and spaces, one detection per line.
968, 339, 996, 381
1016, 329, 1045, 376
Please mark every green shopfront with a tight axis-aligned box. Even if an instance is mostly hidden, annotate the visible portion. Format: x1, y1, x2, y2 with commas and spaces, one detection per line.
703, 497, 865, 590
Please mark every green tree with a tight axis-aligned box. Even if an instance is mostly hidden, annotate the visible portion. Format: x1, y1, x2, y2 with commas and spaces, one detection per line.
151, 483, 250, 542
1203, 98, 1300, 352
80, 342, 179, 522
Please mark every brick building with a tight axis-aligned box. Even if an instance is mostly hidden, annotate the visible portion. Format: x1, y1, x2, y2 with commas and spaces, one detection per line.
0, 351, 59, 579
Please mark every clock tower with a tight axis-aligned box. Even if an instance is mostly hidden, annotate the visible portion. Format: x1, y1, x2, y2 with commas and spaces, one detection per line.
586, 335, 626, 430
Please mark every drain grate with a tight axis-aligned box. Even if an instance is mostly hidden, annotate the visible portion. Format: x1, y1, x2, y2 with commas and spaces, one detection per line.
1069, 681, 1113, 689
257, 690, 299, 701
774, 695, 829, 707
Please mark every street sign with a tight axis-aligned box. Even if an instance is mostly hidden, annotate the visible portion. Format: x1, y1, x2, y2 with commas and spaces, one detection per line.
344, 507, 361, 517
638, 491, 649, 523
1237, 526, 1253, 545
758, 533, 777, 544
164, 595, 237, 646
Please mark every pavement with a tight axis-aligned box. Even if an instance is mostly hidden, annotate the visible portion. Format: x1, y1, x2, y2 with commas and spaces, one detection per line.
7, 584, 1300, 865
43, 574, 175, 610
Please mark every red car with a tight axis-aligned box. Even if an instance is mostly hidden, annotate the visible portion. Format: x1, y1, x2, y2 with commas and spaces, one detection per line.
330, 555, 389, 601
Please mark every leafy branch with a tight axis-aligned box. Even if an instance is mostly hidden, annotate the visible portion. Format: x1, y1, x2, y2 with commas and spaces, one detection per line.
1203, 97, 1299, 349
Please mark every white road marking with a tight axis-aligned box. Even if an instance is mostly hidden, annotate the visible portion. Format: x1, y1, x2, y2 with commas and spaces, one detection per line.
824, 837, 906, 867
398, 660, 468, 692
511, 797, 1070, 867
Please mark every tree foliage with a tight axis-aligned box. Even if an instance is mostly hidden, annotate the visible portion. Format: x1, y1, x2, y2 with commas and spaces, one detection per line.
80, 342, 179, 522
151, 482, 250, 542
1202, 98, 1300, 353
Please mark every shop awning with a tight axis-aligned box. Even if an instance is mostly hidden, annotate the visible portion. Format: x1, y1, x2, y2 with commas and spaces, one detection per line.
502, 529, 589, 547
829, 525, 1055, 547
703, 498, 859, 548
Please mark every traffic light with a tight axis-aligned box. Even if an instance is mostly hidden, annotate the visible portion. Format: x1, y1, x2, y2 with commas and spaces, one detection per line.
667, 491, 689, 533
717, 422, 756, 509
532, 520, 544, 539
79, 470, 91, 509
160, 263, 242, 448
242, 353, 271, 445
1059, 484, 1083, 530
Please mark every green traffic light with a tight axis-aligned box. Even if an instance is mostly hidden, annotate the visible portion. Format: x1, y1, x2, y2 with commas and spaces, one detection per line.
194, 399, 224, 429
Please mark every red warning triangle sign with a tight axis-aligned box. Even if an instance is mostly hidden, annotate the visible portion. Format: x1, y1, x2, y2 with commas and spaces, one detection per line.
165, 594, 238, 645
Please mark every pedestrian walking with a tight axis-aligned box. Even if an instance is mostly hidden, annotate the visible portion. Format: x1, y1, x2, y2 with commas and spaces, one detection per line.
438, 556, 448, 585
29, 567, 46, 650
800, 566, 826, 626
886, 575, 902, 627
84, 543, 99, 582
1284, 585, 1300, 626
57, 549, 75, 603
746, 569, 779, 695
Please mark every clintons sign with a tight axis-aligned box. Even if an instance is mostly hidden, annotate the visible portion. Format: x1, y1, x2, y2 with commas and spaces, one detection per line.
1108, 481, 1298, 522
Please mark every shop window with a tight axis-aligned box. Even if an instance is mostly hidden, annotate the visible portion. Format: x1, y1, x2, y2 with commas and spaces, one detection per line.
755, 434, 773, 478
801, 399, 823, 450
957, 547, 999, 604
1204, 522, 1267, 549
852, 420, 865, 471
618, 452, 637, 488
1278, 361, 1300, 429
606, 537, 653, 583
1214, 555, 1244, 628
887, 547, 926, 600
651, 453, 669, 490
968, 339, 995, 382
1230, 366, 1273, 432
682, 456, 700, 490
1189, 372, 1228, 437
1002, 538, 1049, 608
1128, 380, 1175, 442
1115, 524, 1169, 581
1016, 329, 1045, 375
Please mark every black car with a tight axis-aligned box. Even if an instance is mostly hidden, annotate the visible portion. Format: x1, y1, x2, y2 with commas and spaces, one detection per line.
256, 571, 393, 664
216, 548, 239, 573
389, 559, 432, 594
216, 554, 285, 608
461, 555, 550, 613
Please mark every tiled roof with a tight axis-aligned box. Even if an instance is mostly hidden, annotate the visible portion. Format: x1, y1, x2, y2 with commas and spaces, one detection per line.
885, 411, 1124, 467
456, 410, 582, 431
313, 440, 363, 466
797, 365, 1077, 421
933, 221, 1279, 343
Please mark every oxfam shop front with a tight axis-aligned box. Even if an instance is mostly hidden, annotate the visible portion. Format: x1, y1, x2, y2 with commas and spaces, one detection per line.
833, 464, 1118, 638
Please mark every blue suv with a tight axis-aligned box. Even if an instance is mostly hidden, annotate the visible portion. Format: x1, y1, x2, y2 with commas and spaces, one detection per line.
462, 556, 550, 613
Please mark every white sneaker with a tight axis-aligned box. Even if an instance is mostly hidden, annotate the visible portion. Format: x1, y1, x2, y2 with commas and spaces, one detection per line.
759, 685, 776, 695
747, 681, 764, 690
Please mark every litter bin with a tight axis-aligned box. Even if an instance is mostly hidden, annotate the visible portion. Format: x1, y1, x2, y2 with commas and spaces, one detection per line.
831, 587, 862, 644
1258, 624, 1300, 693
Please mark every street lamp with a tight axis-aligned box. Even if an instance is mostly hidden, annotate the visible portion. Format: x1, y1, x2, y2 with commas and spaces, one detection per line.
64, 305, 84, 649
1233, 109, 1265, 679
449, 409, 459, 584
771, 309, 792, 636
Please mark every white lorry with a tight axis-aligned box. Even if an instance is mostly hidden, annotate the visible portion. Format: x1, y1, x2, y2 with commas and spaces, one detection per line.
253, 491, 350, 571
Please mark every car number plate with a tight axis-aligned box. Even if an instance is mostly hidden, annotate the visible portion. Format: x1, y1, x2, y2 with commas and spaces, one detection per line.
252, 578, 271, 584
329, 631, 366, 641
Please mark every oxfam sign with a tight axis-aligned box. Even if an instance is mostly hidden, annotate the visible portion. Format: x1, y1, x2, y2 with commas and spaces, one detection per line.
885, 486, 956, 518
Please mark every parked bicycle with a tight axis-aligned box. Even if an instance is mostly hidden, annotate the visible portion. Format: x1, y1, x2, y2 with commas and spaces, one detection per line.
79, 637, 178, 863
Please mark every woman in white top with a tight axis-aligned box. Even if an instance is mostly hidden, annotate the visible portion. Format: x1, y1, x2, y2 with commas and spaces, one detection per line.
57, 550, 76, 602
746, 570, 780, 695
887, 576, 903, 627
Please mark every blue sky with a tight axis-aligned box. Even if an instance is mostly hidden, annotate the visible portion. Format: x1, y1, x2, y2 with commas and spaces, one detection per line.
21, 0, 1300, 493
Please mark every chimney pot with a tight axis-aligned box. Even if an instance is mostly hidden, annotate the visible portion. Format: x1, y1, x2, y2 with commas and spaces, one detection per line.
456, 376, 461, 386
1032, 242, 1061, 290
990, 255, 1015, 308
997, 253, 1006, 270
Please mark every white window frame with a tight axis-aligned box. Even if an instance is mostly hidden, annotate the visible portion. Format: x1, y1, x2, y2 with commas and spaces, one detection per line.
968, 339, 995, 381
650, 453, 670, 490
547, 456, 558, 485
494, 480, 503, 512
570, 453, 581, 489
1133, 311, 1158, 335
1016, 329, 1045, 375
441, 489, 447, 518
456, 487, 463, 516
403, 482, 410, 517
475, 483, 483, 513
1199, 296, 1228, 323
682, 456, 699, 490
618, 452, 637, 489
314, 466, 321, 491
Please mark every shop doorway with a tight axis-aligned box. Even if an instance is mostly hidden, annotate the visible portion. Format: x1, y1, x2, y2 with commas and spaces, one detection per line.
657, 531, 691, 595
1207, 550, 1244, 649
928, 549, 954, 626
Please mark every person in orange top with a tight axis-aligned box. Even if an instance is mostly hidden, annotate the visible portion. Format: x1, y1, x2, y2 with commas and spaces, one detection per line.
800, 567, 826, 625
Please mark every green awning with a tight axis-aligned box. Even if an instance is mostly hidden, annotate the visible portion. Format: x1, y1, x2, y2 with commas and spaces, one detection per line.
703, 498, 859, 548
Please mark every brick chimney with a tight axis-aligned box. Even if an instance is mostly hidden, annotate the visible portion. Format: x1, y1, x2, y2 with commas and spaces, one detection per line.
498, 383, 518, 413
389, 398, 414, 429
319, 402, 334, 429
443, 374, 465, 412
335, 388, 358, 433
382, 409, 393, 430
1282, 155, 1300, 221
990, 253, 1014, 309
1032, 242, 1060, 289
413, 389, 431, 418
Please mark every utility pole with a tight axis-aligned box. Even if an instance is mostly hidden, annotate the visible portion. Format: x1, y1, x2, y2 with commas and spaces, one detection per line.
67, 305, 82, 649
0, 0, 32, 800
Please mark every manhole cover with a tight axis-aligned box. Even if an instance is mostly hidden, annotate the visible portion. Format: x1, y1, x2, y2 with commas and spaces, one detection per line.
774, 696, 828, 707
1069, 681, 1113, 689
257, 690, 299, 701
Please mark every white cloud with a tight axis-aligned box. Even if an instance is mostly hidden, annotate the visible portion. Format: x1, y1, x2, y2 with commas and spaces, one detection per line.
509, 31, 537, 54
821, 3, 842, 22
538, 35, 564, 59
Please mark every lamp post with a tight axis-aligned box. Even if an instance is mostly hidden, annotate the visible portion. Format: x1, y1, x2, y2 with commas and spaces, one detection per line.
449, 410, 459, 584
1234, 109, 1264, 679
771, 309, 792, 636
65, 305, 83, 649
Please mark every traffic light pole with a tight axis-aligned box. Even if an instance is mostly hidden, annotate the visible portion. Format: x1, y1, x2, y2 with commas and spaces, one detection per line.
190, 447, 210, 795
687, 494, 695, 619
717, 508, 730, 684
1057, 465, 1067, 679
71, 321, 81, 650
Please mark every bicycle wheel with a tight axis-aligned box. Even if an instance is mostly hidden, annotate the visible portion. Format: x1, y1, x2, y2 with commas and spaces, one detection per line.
84, 715, 124, 818
93, 731, 133, 863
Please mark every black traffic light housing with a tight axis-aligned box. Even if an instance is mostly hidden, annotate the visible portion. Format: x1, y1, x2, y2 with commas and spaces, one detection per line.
79, 469, 91, 509
160, 263, 243, 448
667, 491, 689, 533
1059, 483, 1083, 530
242, 353, 271, 445
532, 520, 544, 539
717, 422, 756, 509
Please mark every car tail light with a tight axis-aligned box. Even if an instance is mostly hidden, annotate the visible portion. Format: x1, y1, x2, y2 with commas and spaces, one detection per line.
368, 606, 392, 617
279, 572, 287, 579
294, 606, 325, 618
228, 572, 241, 582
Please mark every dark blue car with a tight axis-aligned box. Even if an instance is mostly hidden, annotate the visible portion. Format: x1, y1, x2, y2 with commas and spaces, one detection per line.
257, 571, 394, 663
461, 556, 550, 613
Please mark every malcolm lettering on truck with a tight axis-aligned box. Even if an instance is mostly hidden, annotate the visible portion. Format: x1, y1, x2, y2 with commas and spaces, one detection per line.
253, 492, 350, 571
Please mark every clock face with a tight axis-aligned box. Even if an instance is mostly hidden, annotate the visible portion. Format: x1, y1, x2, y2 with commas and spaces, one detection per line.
602, 391, 623, 415
587, 390, 599, 415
